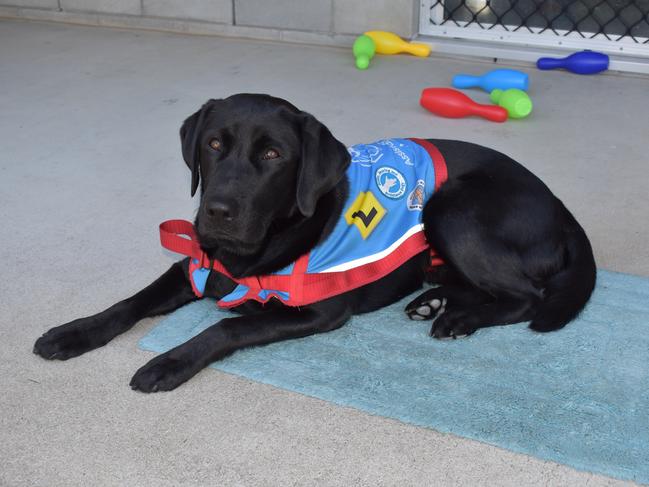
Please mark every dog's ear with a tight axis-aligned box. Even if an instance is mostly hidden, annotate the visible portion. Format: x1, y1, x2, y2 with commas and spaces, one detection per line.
296, 113, 350, 217
180, 100, 217, 197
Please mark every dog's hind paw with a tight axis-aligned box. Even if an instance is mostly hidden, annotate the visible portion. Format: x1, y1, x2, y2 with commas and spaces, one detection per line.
430, 311, 476, 340
405, 289, 447, 321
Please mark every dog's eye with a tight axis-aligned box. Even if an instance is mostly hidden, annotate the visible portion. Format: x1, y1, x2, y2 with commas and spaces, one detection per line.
262, 148, 280, 160
208, 138, 221, 151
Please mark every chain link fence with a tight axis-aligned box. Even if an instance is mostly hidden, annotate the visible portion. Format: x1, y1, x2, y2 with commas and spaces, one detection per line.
424, 0, 649, 45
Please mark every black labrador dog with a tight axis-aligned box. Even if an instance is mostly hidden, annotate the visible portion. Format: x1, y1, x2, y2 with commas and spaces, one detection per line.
34, 93, 596, 392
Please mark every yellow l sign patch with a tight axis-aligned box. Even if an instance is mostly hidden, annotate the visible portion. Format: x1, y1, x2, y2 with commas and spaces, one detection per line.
344, 191, 386, 239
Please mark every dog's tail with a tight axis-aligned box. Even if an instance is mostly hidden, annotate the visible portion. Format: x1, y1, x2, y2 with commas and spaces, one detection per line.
529, 208, 596, 333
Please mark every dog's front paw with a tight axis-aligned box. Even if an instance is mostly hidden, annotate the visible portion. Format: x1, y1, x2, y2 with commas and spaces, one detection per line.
33, 319, 103, 360
130, 353, 202, 393
430, 311, 476, 340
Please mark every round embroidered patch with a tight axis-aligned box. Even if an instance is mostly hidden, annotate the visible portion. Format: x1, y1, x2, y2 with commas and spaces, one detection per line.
375, 166, 407, 199
407, 179, 426, 211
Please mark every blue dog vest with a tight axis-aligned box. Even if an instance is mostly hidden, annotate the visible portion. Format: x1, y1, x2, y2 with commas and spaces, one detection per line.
163, 138, 447, 308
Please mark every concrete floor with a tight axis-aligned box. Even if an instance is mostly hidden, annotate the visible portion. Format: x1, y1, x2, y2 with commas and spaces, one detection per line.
1, 18, 647, 487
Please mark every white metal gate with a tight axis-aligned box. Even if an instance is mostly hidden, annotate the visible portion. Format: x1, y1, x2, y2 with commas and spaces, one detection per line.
419, 0, 649, 71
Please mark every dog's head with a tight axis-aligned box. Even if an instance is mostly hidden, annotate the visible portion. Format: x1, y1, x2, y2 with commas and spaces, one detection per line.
180, 94, 350, 256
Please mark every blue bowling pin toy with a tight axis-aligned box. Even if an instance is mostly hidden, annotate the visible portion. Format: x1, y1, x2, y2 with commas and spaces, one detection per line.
537, 50, 609, 74
452, 68, 529, 93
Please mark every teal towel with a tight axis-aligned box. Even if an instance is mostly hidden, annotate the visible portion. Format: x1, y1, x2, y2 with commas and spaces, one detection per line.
139, 270, 649, 483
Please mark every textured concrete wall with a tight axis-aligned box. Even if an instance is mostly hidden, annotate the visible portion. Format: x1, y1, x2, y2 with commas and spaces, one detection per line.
235, 0, 333, 32
334, 0, 416, 37
60, 0, 141, 15
0, 0, 418, 40
0, 0, 56, 7
143, 0, 233, 24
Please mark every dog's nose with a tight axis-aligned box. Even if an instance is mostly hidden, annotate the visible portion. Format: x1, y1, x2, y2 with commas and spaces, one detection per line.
205, 200, 234, 222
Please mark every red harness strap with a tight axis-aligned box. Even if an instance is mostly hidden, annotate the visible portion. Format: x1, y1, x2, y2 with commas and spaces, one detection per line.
159, 219, 312, 294
159, 220, 233, 277
160, 218, 440, 306
409, 138, 447, 268
409, 138, 448, 192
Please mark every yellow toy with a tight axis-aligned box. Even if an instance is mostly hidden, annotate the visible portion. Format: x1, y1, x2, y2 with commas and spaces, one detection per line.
364, 31, 431, 57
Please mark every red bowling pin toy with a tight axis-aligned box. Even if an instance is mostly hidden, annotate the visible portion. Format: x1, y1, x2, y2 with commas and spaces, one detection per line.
420, 88, 507, 123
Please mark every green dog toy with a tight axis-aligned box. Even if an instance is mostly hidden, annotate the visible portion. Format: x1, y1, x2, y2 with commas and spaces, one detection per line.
490, 88, 533, 119
353, 35, 376, 70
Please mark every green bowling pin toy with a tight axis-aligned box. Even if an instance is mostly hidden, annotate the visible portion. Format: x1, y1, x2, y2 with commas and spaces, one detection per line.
490, 89, 533, 119
353, 35, 376, 70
